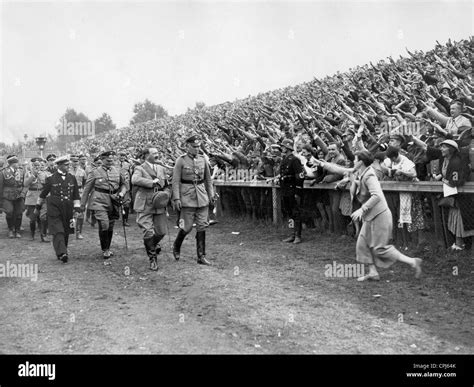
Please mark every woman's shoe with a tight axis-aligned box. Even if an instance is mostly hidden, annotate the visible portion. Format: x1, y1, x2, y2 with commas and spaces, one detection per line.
357, 273, 380, 282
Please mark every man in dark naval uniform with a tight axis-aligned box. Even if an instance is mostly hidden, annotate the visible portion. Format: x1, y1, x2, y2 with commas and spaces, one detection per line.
279, 139, 305, 244
36, 156, 81, 263
172, 135, 215, 265
80, 151, 128, 263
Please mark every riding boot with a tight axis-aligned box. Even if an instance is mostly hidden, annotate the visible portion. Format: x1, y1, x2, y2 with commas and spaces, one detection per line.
144, 236, 158, 271
76, 217, 84, 239
196, 231, 211, 265
173, 229, 187, 261
30, 221, 36, 240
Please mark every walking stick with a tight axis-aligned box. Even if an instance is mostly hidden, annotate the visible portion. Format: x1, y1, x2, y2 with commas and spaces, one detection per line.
120, 201, 128, 250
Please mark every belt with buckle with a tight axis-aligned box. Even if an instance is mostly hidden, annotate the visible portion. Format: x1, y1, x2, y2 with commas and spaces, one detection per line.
181, 179, 204, 184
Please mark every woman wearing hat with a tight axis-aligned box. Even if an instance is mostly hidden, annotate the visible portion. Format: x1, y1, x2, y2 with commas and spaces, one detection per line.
425, 139, 474, 250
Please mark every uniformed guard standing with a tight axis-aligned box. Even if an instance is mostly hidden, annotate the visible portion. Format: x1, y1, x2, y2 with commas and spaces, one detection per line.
0, 155, 27, 238
172, 135, 215, 265
36, 156, 81, 263
80, 151, 128, 263
69, 155, 87, 239
132, 146, 171, 271
279, 139, 305, 244
24, 157, 49, 241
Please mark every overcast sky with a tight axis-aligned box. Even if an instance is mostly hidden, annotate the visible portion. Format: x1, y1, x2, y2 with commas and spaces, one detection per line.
1, 0, 472, 144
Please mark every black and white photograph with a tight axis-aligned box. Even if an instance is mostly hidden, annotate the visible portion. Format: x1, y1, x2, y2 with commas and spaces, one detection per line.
0, 0, 472, 383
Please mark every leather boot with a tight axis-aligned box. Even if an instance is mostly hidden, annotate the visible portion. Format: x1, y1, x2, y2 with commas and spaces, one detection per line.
196, 231, 211, 265
99, 230, 107, 254
76, 218, 84, 239
173, 229, 187, 261
123, 207, 130, 227
293, 220, 302, 244
154, 234, 164, 256
40, 220, 50, 242
30, 222, 36, 241
144, 237, 158, 271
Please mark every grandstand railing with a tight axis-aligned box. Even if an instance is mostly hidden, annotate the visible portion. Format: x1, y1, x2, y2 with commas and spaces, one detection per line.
213, 180, 474, 247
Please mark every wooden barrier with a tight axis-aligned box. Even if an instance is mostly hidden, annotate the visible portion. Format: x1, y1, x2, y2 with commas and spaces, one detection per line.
213, 180, 474, 247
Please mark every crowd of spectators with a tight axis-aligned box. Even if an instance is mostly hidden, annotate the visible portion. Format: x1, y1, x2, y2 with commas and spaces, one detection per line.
65, 37, 473, 250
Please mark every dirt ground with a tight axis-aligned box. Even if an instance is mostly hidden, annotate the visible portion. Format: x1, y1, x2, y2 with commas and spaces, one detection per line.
0, 213, 472, 354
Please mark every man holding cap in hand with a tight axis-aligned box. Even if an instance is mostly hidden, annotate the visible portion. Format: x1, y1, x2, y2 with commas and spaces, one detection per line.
132, 145, 171, 271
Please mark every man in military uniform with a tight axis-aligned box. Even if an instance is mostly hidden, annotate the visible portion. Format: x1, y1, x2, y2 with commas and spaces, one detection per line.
69, 155, 87, 239
24, 157, 49, 241
132, 146, 171, 271
79, 154, 88, 172
45, 154, 57, 175
36, 156, 81, 263
118, 151, 132, 226
80, 151, 128, 263
279, 139, 305, 244
0, 155, 28, 238
172, 135, 215, 265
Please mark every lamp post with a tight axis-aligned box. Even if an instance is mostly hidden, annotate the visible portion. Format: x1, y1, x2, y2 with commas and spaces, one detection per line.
35, 136, 47, 159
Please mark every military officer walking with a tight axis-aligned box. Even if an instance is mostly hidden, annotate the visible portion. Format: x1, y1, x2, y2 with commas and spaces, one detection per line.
80, 151, 128, 263
279, 139, 305, 244
24, 157, 49, 241
36, 156, 81, 263
0, 155, 27, 238
132, 146, 171, 271
69, 155, 87, 239
172, 135, 215, 265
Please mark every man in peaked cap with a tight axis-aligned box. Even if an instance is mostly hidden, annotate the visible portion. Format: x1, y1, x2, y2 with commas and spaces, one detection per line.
36, 155, 81, 263
171, 135, 215, 265
0, 155, 28, 238
131, 145, 171, 271
279, 139, 305, 244
45, 154, 57, 175
24, 157, 49, 241
80, 150, 129, 263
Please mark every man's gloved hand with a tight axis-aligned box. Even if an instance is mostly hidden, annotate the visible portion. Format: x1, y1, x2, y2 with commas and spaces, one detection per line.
73, 206, 82, 214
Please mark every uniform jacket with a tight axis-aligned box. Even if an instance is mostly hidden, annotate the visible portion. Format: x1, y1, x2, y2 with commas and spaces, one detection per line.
24, 170, 48, 206
172, 154, 214, 208
69, 166, 87, 192
80, 165, 128, 211
38, 172, 80, 235
0, 166, 27, 201
132, 162, 170, 215
279, 153, 304, 196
